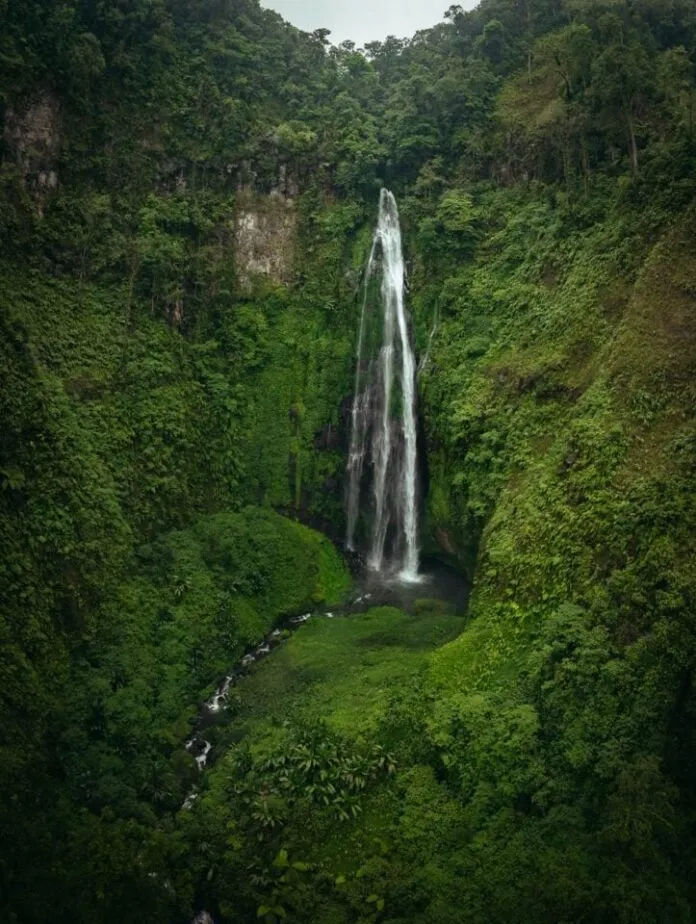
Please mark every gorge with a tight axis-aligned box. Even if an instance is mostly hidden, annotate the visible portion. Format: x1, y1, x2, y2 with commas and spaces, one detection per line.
1, 0, 696, 923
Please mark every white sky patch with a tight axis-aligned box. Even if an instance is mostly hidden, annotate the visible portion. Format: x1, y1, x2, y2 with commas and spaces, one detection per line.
260, 0, 475, 47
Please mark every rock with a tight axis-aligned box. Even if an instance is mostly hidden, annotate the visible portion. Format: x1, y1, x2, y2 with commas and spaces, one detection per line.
192, 912, 215, 924
4, 92, 61, 178
435, 527, 457, 557
314, 423, 340, 451
234, 187, 296, 292
290, 613, 311, 625
4, 92, 62, 213
168, 297, 184, 327
207, 694, 223, 713
195, 740, 212, 771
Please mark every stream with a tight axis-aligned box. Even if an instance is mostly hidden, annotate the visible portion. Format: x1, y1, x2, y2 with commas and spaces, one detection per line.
182, 558, 468, 805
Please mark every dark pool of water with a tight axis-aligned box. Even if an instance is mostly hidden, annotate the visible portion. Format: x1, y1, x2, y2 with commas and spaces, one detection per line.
346, 558, 470, 616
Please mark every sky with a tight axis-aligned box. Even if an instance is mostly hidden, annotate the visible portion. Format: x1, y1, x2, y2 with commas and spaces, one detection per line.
260, 0, 465, 48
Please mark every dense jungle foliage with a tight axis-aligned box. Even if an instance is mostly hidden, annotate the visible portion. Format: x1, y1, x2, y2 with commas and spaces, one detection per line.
1, 0, 696, 920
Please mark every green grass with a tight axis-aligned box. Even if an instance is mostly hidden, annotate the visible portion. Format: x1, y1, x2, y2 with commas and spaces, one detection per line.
221, 604, 465, 751
195, 602, 469, 913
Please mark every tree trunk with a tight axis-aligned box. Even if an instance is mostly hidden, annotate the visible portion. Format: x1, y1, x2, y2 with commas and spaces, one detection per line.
581, 137, 590, 193
626, 109, 639, 176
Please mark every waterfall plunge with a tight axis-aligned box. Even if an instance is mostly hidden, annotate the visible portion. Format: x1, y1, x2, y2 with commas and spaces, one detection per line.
346, 190, 420, 582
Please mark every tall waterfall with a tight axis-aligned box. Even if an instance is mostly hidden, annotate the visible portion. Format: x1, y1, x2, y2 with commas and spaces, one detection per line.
345, 189, 420, 581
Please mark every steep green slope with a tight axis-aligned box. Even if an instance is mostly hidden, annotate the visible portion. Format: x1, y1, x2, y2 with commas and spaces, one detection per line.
0, 266, 351, 922
416, 189, 696, 920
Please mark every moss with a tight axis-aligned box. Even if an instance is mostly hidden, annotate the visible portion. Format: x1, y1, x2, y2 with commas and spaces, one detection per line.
236, 196, 368, 522
210, 605, 464, 753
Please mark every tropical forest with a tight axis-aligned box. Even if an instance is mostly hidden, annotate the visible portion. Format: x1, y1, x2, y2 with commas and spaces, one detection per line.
1, 0, 696, 920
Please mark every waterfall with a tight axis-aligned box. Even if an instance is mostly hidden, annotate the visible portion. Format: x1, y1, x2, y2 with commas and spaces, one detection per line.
345, 189, 420, 581
418, 307, 439, 376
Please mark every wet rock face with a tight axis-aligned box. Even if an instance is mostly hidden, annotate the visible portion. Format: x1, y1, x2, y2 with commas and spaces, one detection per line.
4, 92, 61, 191
435, 526, 458, 557
234, 187, 296, 292
314, 421, 341, 451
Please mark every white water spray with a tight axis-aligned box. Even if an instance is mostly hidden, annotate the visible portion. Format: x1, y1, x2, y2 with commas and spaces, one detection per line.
345, 190, 420, 581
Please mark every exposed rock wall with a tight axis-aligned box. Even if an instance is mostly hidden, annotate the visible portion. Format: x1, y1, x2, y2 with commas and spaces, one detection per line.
234, 187, 296, 292
3, 92, 61, 192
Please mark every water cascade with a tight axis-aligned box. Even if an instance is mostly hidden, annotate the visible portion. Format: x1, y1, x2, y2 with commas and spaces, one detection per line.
345, 189, 420, 581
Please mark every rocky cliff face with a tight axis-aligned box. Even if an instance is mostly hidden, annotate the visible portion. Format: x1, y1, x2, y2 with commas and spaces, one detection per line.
234, 186, 297, 292
3, 92, 61, 206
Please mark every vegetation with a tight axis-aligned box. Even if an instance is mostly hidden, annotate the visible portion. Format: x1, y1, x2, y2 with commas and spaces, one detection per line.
1, 0, 696, 920
184, 603, 462, 924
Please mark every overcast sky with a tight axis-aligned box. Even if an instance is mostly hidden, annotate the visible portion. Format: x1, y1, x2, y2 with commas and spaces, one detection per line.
260, 0, 471, 47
